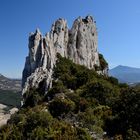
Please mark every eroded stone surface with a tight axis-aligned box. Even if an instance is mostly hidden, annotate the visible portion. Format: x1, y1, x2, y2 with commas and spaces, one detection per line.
22, 15, 107, 101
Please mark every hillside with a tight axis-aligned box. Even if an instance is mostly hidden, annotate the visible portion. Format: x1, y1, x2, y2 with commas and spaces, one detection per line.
0, 56, 139, 140
0, 15, 139, 140
0, 74, 21, 92
109, 65, 140, 84
0, 74, 21, 107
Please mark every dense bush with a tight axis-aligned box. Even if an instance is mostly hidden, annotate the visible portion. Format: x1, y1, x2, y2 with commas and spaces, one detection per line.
105, 88, 140, 138
0, 105, 92, 140
49, 97, 75, 117
0, 55, 140, 139
77, 106, 112, 134
81, 79, 120, 105
53, 53, 98, 90
46, 80, 67, 100
23, 88, 44, 107
99, 53, 108, 70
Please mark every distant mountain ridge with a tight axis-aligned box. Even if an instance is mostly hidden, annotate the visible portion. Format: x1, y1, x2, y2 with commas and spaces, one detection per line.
0, 74, 21, 92
109, 65, 140, 84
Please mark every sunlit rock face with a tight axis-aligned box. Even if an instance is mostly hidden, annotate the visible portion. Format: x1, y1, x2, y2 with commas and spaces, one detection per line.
22, 15, 106, 100
22, 18, 69, 95
68, 16, 99, 69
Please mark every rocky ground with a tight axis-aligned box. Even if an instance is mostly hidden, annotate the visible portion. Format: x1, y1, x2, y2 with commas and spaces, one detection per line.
0, 103, 18, 127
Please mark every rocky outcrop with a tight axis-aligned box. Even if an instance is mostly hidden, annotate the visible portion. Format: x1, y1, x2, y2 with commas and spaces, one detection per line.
22, 15, 107, 99
68, 16, 99, 69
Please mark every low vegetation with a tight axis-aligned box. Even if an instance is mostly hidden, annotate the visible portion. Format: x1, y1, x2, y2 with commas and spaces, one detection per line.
0, 90, 21, 107
0, 55, 140, 139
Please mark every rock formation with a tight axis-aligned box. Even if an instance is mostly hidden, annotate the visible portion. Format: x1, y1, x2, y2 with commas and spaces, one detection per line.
22, 15, 107, 99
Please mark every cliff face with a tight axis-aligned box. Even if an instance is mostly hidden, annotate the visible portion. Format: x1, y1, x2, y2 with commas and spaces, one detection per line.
22, 15, 107, 97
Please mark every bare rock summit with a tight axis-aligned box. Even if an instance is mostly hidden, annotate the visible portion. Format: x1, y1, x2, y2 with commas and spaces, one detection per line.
22, 15, 108, 102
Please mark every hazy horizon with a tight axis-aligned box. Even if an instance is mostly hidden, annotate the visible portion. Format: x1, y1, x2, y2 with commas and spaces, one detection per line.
0, 0, 140, 78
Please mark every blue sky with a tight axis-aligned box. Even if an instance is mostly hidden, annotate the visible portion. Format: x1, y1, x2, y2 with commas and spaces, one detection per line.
0, 0, 140, 78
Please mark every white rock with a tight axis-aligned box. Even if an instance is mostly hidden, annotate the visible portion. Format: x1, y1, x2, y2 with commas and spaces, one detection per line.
9, 107, 18, 115
0, 104, 7, 109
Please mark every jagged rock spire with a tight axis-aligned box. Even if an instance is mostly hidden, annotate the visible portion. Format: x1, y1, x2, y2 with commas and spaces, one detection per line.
22, 15, 106, 101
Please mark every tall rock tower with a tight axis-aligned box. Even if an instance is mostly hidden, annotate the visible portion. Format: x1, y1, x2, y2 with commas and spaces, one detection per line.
22, 15, 107, 99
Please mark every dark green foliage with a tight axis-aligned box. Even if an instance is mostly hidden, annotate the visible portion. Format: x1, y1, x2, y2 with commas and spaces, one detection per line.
23, 88, 44, 107
46, 80, 67, 100
0, 89, 21, 107
99, 53, 108, 70
126, 129, 140, 140
81, 80, 120, 105
53, 53, 98, 90
105, 88, 140, 138
119, 83, 129, 88
49, 97, 75, 117
0, 54, 140, 139
76, 127, 92, 140
108, 76, 119, 85
0, 105, 92, 140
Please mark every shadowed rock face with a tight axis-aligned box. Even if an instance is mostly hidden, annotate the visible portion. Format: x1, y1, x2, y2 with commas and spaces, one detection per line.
22, 15, 105, 99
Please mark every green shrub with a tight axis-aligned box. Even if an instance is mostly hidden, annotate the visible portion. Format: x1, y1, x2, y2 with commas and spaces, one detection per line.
46, 80, 67, 100
49, 97, 75, 117
81, 80, 120, 105
105, 88, 140, 138
23, 88, 44, 107
76, 127, 92, 140
53, 54, 97, 90
126, 129, 140, 140
108, 76, 119, 85
99, 53, 108, 70
1, 53, 140, 139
